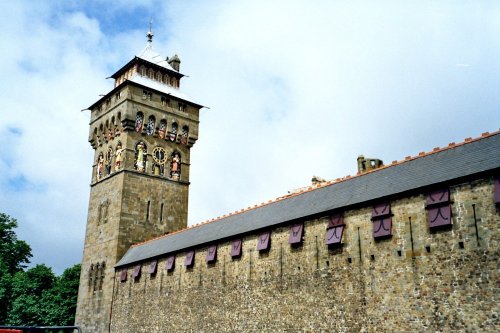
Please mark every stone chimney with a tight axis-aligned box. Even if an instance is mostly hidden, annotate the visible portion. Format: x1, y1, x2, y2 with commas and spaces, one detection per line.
167, 54, 181, 71
311, 175, 327, 185
357, 155, 383, 174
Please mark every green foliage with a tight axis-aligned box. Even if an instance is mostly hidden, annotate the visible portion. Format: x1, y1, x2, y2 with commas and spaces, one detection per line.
0, 259, 13, 323
7, 264, 55, 325
0, 213, 32, 274
0, 213, 81, 326
39, 264, 81, 326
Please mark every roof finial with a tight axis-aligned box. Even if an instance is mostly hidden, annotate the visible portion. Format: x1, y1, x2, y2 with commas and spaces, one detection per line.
146, 18, 154, 43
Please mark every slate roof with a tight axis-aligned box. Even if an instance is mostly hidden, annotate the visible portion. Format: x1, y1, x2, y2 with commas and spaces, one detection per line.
127, 74, 202, 106
135, 42, 177, 72
116, 131, 500, 268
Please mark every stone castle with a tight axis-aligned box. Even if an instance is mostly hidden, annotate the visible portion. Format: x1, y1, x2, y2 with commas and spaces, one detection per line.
75, 33, 500, 332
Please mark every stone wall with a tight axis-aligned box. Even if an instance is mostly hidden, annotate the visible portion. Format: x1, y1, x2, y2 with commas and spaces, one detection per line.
110, 177, 499, 332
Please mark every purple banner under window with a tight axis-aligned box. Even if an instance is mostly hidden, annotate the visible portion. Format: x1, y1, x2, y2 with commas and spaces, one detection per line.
494, 178, 500, 204
185, 250, 195, 267
257, 231, 271, 251
325, 226, 344, 245
426, 188, 450, 207
132, 264, 141, 279
372, 203, 390, 218
327, 214, 344, 228
166, 255, 175, 271
428, 205, 452, 228
206, 245, 217, 263
120, 269, 127, 282
148, 260, 158, 274
230, 239, 242, 257
373, 217, 392, 238
288, 223, 304, 244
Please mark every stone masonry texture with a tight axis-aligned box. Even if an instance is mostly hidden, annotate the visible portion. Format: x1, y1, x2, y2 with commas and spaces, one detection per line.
76, 75, 200, 333
109, 178, 499, 332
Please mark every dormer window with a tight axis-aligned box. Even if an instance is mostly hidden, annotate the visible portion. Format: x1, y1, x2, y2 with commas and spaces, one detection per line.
161, 96, 169, 106
142, 90, 152, 100
115, 91, 121, 101
140, 65, 146, 76
178, 103, 185, 112
148, 69, 154, 79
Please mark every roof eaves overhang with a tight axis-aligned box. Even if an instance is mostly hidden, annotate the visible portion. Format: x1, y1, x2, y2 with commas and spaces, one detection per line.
86, 79, 204, 113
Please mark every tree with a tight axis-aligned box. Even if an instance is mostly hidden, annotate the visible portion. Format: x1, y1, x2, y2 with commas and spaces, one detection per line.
0, 213, 32, 323
0, 259, 13, 323
0, 214, 81, 326
7, 264, 55, 325
39, 264, 81, 326
0, 213, 32, 274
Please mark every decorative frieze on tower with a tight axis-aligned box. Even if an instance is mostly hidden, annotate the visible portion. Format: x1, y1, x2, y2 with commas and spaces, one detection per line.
75, 31, 203, 333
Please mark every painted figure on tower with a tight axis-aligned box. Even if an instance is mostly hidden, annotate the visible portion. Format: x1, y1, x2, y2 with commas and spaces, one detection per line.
135, 141, 147, 172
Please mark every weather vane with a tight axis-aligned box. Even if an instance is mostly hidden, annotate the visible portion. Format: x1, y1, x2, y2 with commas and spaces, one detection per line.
147, 17, 154, 43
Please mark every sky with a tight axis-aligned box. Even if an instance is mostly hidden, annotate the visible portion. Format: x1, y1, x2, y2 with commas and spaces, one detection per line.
0, 0, 499, 275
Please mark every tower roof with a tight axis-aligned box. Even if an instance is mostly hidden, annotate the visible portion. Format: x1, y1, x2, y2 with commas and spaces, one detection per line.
110, 32, 184, 80
135, 40, 177, 72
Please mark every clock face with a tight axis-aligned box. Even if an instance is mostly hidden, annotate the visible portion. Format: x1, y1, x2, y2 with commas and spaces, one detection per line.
152, 147, 167, 164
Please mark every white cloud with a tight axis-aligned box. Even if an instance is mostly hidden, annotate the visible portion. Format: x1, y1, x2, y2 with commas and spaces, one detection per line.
0, 0, 499, 274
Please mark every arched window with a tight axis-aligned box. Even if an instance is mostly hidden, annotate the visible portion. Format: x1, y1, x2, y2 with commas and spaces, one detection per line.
170, 151, 181, 180
115, 113, 121, 136
104, 120, 110, 142
152, 147, 166, 176
135, 141, 147, 172
163, 74, 169, 84
156, 72, 162, 82
99, 124, 104, 145
158, 119, 167, 139
180, 125, 189, 145
93, 128, 98, 146
88, 264, 94, 290
98, 262, 105, 291
148, 69, 154, 79
146, 115, 156, 136
96, 152, 104, 181
135, 112, 144, 133
168, 122, 178, 142
93, 263, 99, 291
140, 65, 146, 76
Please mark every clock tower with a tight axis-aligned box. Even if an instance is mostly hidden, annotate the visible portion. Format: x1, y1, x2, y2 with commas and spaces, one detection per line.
75, 31, 203, 332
